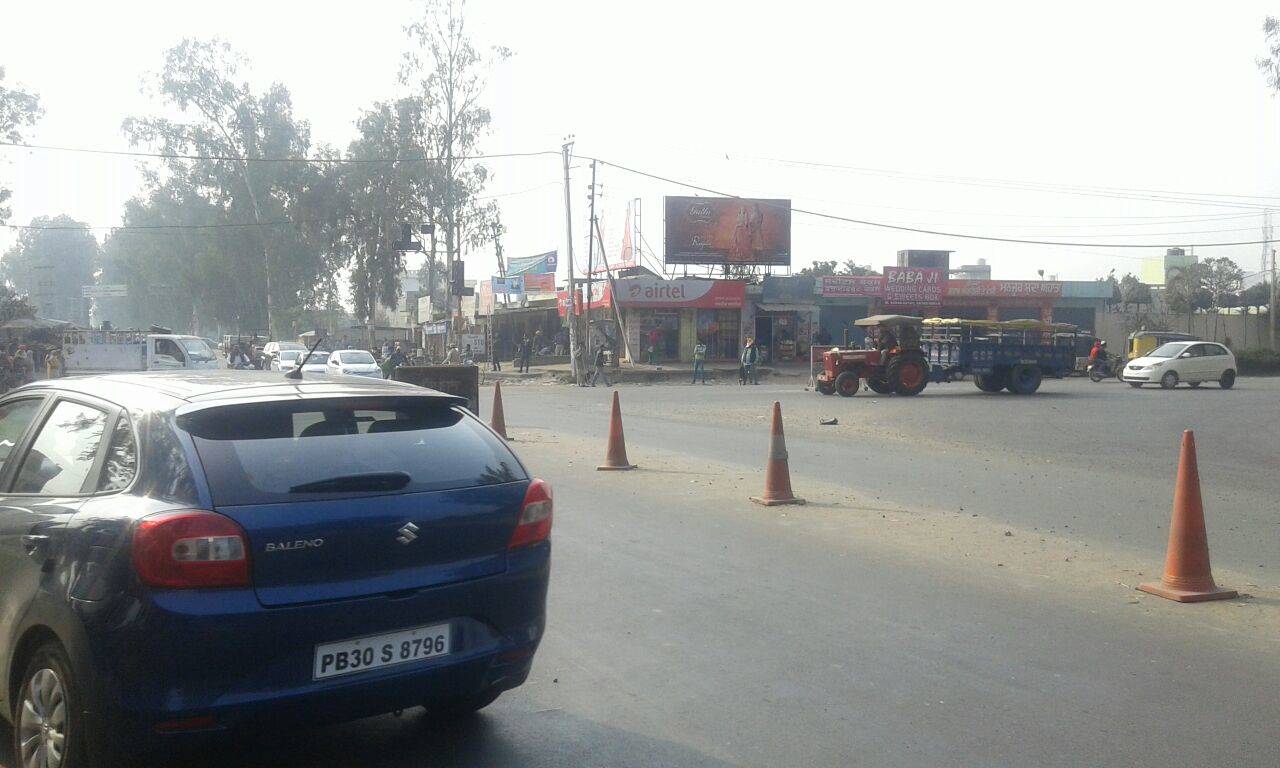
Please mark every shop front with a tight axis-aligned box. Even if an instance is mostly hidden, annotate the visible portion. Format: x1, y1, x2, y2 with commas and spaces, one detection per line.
613, 277, 747, 363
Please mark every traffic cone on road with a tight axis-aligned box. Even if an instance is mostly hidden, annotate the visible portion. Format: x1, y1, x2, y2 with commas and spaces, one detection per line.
490, 381, 509, 440
1137, 430, 1236, 603
750, 401, 805, 506
597, 391, 637, 471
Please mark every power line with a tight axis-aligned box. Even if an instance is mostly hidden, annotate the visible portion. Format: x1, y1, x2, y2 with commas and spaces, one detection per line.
725, 153, 1280, 210
0, 140, 560, 165
593, 157, 1276, 249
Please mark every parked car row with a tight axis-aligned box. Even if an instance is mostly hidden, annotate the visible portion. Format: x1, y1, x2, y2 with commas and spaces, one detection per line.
267, 348, 384, 378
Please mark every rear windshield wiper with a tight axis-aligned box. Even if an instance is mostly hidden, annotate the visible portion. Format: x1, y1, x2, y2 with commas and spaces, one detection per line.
289, 471, 411, 494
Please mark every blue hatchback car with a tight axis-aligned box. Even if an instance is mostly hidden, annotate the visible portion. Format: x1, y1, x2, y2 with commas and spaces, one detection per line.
0, 372, 551, 768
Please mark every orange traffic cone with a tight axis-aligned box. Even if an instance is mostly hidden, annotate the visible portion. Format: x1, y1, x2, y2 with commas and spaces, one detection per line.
597, 391, 637, 471
750, 401, 805, 506
1137, 430, 1236, 603
490, 381, 509, 440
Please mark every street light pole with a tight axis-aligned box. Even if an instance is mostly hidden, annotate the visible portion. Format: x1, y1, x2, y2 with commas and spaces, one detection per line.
562, 139, 580, 384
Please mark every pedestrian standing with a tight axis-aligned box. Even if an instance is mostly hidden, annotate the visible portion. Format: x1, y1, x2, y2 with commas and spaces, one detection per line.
740, 337, 760, 385
45, 347, 63, 379
490, 338, 502, 371
647, 328, 660, 365
518, 335, 532, 373
692, 339, 708, 384
588, 344, 612, 387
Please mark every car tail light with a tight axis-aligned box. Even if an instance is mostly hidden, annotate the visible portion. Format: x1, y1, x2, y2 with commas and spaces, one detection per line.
132, 511, 251, 589
509, 479, 553, 549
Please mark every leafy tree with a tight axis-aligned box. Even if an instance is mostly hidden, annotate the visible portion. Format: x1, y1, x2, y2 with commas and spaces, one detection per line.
1, 215, 97, 323
1199, 256, 1244, 310
1165, 263, 1209, 324
123, 39, 337, 337
326, 98, 436, 340
800, 260, 878, 277
0, 67, 42, 225
798, 260, 838, 277
840, 260, 877, 276
1118, 272, 1151, 312
0, 283, 34, 323
1240, 280, 1272, 312
402, 0, 506, 302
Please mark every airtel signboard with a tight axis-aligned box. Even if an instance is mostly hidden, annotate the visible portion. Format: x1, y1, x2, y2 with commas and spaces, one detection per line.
616, 278, 746, 309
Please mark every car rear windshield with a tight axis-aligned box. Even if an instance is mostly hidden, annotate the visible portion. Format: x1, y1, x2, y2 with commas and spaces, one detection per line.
178, 397, 524, 506
340, 350, 375, 364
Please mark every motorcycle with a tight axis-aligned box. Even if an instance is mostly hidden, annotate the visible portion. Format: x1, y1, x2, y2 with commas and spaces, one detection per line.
1087, 355, 1123, 382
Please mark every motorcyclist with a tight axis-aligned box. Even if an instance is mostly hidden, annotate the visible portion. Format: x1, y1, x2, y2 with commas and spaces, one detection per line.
1088, 339, 1109, 374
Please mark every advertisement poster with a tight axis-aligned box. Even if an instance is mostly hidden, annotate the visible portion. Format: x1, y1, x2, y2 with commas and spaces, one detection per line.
491, 276, 525, 294
819, 275, 886, 298
507, 251, 557, 276
664, 196, 791, 266
883, 267, 943, 305
521, 273, 555, 293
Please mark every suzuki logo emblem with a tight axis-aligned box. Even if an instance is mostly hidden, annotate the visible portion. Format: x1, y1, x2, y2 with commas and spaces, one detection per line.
396, 522, 420, 545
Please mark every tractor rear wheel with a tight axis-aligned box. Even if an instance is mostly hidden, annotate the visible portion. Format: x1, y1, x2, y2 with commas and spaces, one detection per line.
888, 357, 929, 396
974, 371, 1007, 393
866, 377, 894, 395
1006, 364, 1043, 395
834, 371, 860, 397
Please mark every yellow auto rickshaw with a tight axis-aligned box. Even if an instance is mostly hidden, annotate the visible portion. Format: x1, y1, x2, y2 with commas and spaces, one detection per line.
1125, 330, 1199, 362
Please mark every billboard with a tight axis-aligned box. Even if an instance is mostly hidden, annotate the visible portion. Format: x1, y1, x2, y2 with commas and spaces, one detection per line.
883, 267, 943, 306
664, 197, 791, 266
507, 251, 557, 276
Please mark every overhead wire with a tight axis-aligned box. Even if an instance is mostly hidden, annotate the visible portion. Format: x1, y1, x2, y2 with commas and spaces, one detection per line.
590, 156, 1277, 249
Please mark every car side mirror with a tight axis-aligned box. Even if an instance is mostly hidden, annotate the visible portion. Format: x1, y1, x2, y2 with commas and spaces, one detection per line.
1179, 352, 1192, 358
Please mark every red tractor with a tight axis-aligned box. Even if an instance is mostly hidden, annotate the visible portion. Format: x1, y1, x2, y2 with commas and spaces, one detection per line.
815, 315, 931, 397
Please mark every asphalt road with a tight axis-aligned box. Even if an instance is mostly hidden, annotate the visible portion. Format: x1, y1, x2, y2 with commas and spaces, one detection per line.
1, 375, 1276, 767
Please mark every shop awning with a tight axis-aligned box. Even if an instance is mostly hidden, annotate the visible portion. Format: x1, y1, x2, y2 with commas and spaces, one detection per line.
754, 303, 813, 313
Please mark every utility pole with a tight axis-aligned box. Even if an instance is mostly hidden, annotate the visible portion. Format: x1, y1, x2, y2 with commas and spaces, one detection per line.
585, 159, 598, 350
1264, 249, 1274, 350
492, 219, 509, 309
562, 139, 580, 384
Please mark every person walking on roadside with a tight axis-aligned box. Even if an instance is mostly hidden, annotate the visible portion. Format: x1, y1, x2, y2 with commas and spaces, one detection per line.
647, 328, 660, 365
588, 344, 612, 387
692, 339, 708, 384
740, 337, 760, 385
518, 335, 532, 373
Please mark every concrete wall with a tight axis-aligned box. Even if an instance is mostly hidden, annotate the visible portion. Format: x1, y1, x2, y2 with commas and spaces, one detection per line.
1095, 310, 1276, 352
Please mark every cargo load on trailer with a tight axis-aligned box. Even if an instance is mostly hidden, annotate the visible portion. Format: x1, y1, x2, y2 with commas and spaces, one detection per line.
62, 330, 220, 374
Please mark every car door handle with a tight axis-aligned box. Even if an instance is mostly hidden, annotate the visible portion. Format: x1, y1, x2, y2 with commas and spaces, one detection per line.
21, 534, 49, 557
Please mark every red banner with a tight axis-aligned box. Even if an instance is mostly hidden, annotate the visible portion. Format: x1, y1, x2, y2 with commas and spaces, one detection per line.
556, 282, 613, 317
522, 273, 555, 293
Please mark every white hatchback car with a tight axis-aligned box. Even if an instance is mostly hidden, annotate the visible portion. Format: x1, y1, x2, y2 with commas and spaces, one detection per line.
1121, 341, 1237, 389
327, 349, 384, 378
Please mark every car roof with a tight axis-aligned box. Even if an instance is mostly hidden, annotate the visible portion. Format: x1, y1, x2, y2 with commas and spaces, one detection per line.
13, 371, 461, 414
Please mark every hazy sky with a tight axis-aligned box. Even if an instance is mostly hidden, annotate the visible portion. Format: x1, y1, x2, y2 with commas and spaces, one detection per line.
3, 0, 1280, 286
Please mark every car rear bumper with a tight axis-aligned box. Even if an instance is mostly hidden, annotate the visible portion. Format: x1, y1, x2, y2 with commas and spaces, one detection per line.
84, 543, 549, 740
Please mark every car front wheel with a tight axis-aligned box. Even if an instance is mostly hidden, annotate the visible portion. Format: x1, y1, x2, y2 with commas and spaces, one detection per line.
1160, 371, 1179, 389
